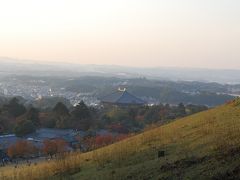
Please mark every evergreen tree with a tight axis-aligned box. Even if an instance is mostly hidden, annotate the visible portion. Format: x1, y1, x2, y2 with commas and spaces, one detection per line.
52, 102, 70, 129
26, 107, 40, 126
177, 103, 186, 117
14, 120, 36, 137
4, 98, 26, 118
72, 101, 90, 120
53, 102, 70, 117
71, 101, 91, 130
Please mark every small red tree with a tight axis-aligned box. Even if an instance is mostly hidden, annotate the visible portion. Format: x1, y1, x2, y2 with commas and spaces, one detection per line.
115, 134, 129, 141
7, 140, 38, 158
95, 134, 114, 148
43, 139, 57, 157
7, 145, 16, 158
55, 139, 68, 153
42, 139, 68, 157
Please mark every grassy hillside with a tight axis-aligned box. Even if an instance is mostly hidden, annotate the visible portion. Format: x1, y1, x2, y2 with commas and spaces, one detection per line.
1, 99, 240, 179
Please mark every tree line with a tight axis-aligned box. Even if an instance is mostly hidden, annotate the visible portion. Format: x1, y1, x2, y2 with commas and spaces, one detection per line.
0, 97, 208, 137
0, 98, 94, 136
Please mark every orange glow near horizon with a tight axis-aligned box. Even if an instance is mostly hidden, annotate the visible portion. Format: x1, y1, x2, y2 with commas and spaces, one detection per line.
0, 0, 239, 69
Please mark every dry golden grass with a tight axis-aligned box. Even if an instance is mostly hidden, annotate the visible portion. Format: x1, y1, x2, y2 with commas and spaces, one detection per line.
1, 101, 240, 179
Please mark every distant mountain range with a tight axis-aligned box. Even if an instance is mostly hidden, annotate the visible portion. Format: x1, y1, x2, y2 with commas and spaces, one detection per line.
1, 57, 240, 84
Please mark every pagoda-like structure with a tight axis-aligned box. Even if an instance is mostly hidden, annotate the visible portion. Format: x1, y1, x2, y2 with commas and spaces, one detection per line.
100, 88, 146, 106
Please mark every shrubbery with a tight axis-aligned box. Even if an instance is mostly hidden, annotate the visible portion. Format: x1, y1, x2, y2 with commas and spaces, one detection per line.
0, 97, 208, 136
14, 120, 36, 137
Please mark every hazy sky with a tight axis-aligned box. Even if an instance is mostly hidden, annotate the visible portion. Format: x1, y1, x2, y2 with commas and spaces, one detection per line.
0, 0, 240, 68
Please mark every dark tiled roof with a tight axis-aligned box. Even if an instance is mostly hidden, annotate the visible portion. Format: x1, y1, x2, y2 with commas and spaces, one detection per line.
25, 128, 77, 141
100, 90, 145, 105
0, 135, 21, 149
0, 129, 82, 150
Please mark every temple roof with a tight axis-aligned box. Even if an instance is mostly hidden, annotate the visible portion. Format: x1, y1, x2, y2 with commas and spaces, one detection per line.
100, 89, 146, 105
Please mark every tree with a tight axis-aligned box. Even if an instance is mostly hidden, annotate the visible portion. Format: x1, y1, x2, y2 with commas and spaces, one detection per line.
53, 102, 70, 129
0, 115, 13, 134
72, 101, 90, 119
95, 134, 114, 148
55, 116, 71, 129
42, 139, 57, 157
186, 104, 208, 114
7, 140, 38, 158
42, 139, 68, 157
14, 120, 36, 137
71, 101, 92, 130
3, 98, 26, 118
40, 117, 56, 128
26, 107, 40, 126
53, 102, 70, 117
177, 103, 186, 117
144, 106, 161, 124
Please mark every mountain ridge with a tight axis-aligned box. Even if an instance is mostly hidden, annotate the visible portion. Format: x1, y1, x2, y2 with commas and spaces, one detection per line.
1, 57, 240, 83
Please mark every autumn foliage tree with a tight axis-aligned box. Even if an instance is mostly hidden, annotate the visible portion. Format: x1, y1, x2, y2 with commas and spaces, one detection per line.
42, 139, 68, 157
7, 140, 38, 158
95, 134, 114, 148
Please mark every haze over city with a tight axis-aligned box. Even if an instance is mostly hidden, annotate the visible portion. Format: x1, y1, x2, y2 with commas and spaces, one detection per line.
0, 0, 239, 69
1, 1, 240, 179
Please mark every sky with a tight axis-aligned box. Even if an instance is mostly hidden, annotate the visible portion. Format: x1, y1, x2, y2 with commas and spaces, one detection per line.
0, 0, 240, 69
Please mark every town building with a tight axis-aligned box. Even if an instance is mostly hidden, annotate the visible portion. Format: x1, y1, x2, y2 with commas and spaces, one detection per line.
100, 88, 146, 106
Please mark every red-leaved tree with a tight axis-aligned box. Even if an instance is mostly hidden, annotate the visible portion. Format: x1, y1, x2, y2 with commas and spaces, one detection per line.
42, 139, 68, 157
7, 140, 38, 158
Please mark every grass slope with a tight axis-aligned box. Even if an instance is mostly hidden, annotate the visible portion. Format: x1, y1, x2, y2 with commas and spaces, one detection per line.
2, 100, 240, 179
